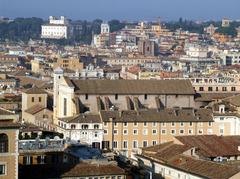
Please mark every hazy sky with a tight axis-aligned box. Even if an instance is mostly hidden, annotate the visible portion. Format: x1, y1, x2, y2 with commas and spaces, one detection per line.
0, 0, 239, 21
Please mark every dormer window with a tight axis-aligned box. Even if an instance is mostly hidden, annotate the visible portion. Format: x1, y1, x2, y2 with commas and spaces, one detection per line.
219, 105, 225, 113
82, 125, 88, 129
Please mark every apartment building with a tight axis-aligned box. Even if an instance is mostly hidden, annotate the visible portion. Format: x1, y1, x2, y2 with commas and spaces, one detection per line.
190, 77, 240, 93
0, 121, 20, 179
53, 56, 83, 72
0, 55, 20, 68
57, 114, 103, 148
100, 108, 213, 157
105, 57, 161, 66
220, 50, 240, 66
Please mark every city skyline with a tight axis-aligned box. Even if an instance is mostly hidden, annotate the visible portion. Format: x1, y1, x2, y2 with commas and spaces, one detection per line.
0, 0, 239, 21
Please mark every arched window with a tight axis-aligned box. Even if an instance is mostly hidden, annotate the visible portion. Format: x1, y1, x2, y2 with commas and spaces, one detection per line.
0, 134, 8, 153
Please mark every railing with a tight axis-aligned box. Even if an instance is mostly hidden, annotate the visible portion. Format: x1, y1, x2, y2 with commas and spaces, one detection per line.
19, 139, 65, 153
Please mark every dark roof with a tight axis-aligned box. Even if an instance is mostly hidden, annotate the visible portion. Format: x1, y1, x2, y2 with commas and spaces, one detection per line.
195, 93, 238, 102
224, 94, 240, 107
175, 135, 240, 158
23, 87, 47, 94
17, 76, 49, 88
25, 104, 45, 115
69, 79, 195, 95
0, 121, 21, 129
168, 155, 240, 179
59, 114, 101, 123
61, 163, 125, 177
140, 141, 240, 179
100, 108, 213, 122
19, 163, 126, 179
142, 142, 191, 161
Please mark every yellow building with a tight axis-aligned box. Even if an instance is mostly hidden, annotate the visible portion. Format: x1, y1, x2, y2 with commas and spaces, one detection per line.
53, 57, 83, 72
100, 108, 213, 157
0, 121, 20, 179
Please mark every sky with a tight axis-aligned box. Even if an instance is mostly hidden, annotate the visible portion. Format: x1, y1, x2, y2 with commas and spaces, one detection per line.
0, 0, 239, 21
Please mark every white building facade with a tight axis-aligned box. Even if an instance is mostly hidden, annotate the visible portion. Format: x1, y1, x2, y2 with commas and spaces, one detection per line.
41, 16, 69, 39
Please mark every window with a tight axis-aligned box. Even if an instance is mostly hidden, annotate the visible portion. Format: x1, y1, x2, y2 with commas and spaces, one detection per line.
222, 87, 227, 91
39, 97, 42, 102
198, 129, 203, 134
133, 141, 138, 148
180, 122, 184, 127
134, 122, 138, 126
231, 87, 236, 91
71, 125, 76, 129
0, 164, 6, 175
208, 121, 212, 126
161, 129, 166, 135
123, 129, 128, 135
104, 122, 108, 126
133, 129, 138, 135
199, 87, 204, 91
63, 98, 67, 116
94, 124, 99, 129
115, 94, 118, 100
152, 129, 157, 135
114, 122, 118, 126
188, 129, 193, 134
171, 129, 176, 135
114, 130, 118, 134
152, 141, 157, 146
85, 94, 88, 100
113, 141, 118, 148
123, 122, 128, 126
216, 87, 218, 91
144, 94, 148, 100
152, 122, 157, 127
143, 122, 147, 126
208, 87, 213, 91
220, 117, 224, 121
123, 141, 128, 149
23, 156, 32, 165
104, 130, 108, 134
82, 125, 88, 129
32, 97, 34, 102
179, 129, 184, 135
143, 129, 148, 135
161, 122, 166, 127
189, 122, 193, 126
37, 155, 46, 164
171, 122, 175, 127
143, 141, 148, 147
0, 134, 8, 153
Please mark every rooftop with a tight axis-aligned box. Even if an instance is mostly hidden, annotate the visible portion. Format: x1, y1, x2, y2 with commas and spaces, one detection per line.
66, 79, 195, 95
